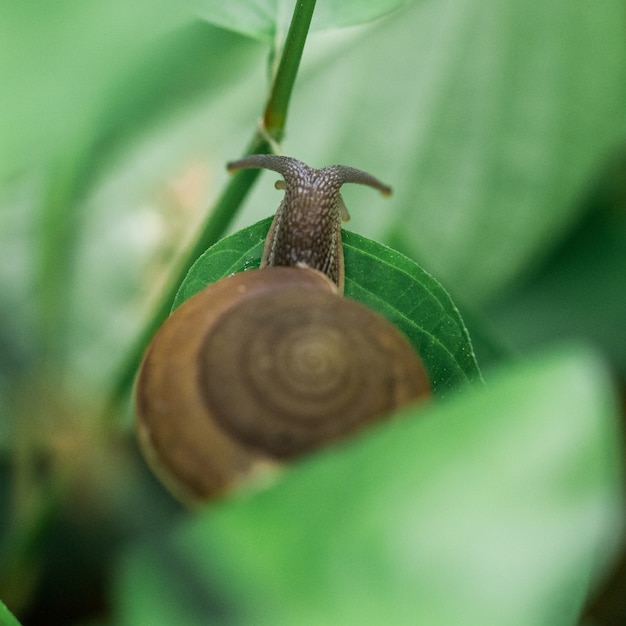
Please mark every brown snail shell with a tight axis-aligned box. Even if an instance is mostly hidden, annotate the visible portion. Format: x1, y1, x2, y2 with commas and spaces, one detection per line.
135, 267, 430, 503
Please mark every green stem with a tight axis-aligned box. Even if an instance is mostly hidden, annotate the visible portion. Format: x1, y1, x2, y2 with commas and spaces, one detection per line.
106, 0, 318, 417
264, 0, 317, 142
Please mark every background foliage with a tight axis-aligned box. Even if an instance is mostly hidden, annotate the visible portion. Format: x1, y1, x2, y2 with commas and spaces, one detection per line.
0, 0, 625, 624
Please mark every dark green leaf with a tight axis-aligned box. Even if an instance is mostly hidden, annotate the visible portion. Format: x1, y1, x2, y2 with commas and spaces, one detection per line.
488, 200, 626, 377
173, 217, 481, 395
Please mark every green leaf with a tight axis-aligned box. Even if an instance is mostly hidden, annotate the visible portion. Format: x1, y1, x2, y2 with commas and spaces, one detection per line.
0, 9, 262, 383
114, 546, 226, 626
0, 1, 188, 181
188, 0, 412, 42
173, 217, 481, 396
115, 347, 624, 626
0, 599, 21, 626
489, 204, 626, 377
237, 0, 626, 304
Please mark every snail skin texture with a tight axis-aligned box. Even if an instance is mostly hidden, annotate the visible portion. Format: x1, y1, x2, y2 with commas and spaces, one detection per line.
135, 156, 430, 504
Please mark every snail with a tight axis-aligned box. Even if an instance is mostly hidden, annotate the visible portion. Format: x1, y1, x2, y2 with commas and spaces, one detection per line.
135, 155, 431, 504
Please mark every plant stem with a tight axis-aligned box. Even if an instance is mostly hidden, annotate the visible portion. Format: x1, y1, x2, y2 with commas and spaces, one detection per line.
264, 0, 317, 143
106, 0, 318, 418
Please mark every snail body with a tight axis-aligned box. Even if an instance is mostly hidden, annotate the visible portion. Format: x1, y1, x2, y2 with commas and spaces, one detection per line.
135, 156, 430, 503
227, 155, 391, 294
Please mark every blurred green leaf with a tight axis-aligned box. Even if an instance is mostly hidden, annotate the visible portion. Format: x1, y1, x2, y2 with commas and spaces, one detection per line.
115, 346, 624, 625
174, 217, 481, 396
0, 599, 21, 626
188, 0, 412, 42
0, 11, 262, 383
114, 546, 226, 626
488, 199, 626, 376
0, 1, 189, 180
236, 0, 626, 304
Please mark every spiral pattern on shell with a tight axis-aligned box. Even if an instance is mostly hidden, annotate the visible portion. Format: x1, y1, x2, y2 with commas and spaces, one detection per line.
200, 285, 427, 457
